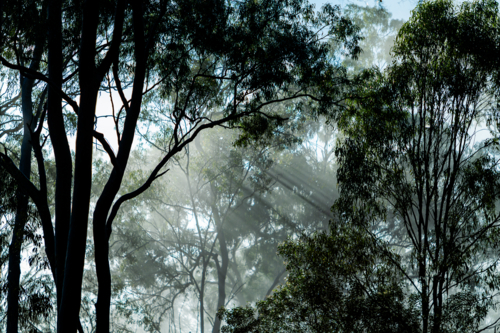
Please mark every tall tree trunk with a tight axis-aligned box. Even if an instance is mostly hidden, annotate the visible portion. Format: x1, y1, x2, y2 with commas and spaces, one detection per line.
55, 0, 127, 329
211, 196, 228, 333
57, 0, 99, 330
200, 257, 207, 333
47, 0, 72, 309
186, 156, 209, 333
93, 2, 141, 332
6, 78, 35, 333
6, 188, 29, 333
6, 32, 44, 332
420, 263, 429, 333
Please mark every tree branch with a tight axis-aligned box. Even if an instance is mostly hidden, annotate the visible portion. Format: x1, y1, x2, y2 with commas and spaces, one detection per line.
96, 0, 126, 78
92, 130, 116, 166
0, 55, 79, 113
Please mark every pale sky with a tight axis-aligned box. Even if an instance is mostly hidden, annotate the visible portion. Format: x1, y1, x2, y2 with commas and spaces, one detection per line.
310, 0, 418, 20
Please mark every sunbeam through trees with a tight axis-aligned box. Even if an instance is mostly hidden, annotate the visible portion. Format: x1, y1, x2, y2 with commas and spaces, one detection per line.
2, 0, 500, 333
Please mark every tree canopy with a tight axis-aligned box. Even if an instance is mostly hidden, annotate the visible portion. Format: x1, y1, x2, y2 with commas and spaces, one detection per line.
6, 0, 500, 332
0, 0, 361, 332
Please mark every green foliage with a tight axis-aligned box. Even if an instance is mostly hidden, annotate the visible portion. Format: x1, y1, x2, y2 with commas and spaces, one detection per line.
108, 129, 289, 331
104, 116, 343, 331
219, 222, 420, 333
335, 0, 500, 332
221, 1, 500, 332
139, 0, 362, 151
0, 160, 55, 332
2, 0, 364, 330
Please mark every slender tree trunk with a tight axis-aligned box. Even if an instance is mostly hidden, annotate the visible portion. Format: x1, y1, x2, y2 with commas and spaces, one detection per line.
421, 264, 429, 333
228, 261, 246, 305
55, 0, 127, 329
6, 190, 29, 333
196, 242, 213, 333
93, 2, 142, 331
6, 85, 33, 332
211, 196, 228, 333
432, 276, 441, 333
94, 211, 112, 333
6, 39, 43, 333
47, 0, 72, 309
57, 0, 99, 330
185, 153, 208, 333
200, 259, 207, 333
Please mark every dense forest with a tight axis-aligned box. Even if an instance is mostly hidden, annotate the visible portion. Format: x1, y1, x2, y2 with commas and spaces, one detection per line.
1, 0, 500, 332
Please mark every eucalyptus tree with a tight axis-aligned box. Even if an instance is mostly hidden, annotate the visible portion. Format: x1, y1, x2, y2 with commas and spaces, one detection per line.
221, 1, 500, 332
0, 1, 52, 332
342, 4, 403, 72
109, 128, 295, 332
187, 131, 275, 333
1, 0, 90, 330
336, 0, 500, 331
219, 219, 420, 333
0, 152, 56, 332
0, 0, 361, 332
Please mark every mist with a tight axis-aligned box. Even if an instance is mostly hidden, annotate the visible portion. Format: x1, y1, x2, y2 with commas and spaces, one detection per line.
3, 1, 500, 332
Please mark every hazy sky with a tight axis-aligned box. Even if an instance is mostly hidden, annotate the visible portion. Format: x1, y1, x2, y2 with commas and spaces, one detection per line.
310, 0, 418, 20
92, 0, 419, 153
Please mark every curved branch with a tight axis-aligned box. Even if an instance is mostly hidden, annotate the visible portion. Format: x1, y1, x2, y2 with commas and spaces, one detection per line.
92, 130, 116, 166
0, 92, 21, 114
0, 55, 79, 113
0, 151, 41, 200
106, 169, 169, 240
0, 150, 55, 269
112, 60, 129, 113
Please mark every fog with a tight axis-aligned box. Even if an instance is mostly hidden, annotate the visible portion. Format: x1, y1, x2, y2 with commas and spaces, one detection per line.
5, 0, 500, 332
0, 2, 399, 331
81, 117, 336, 332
